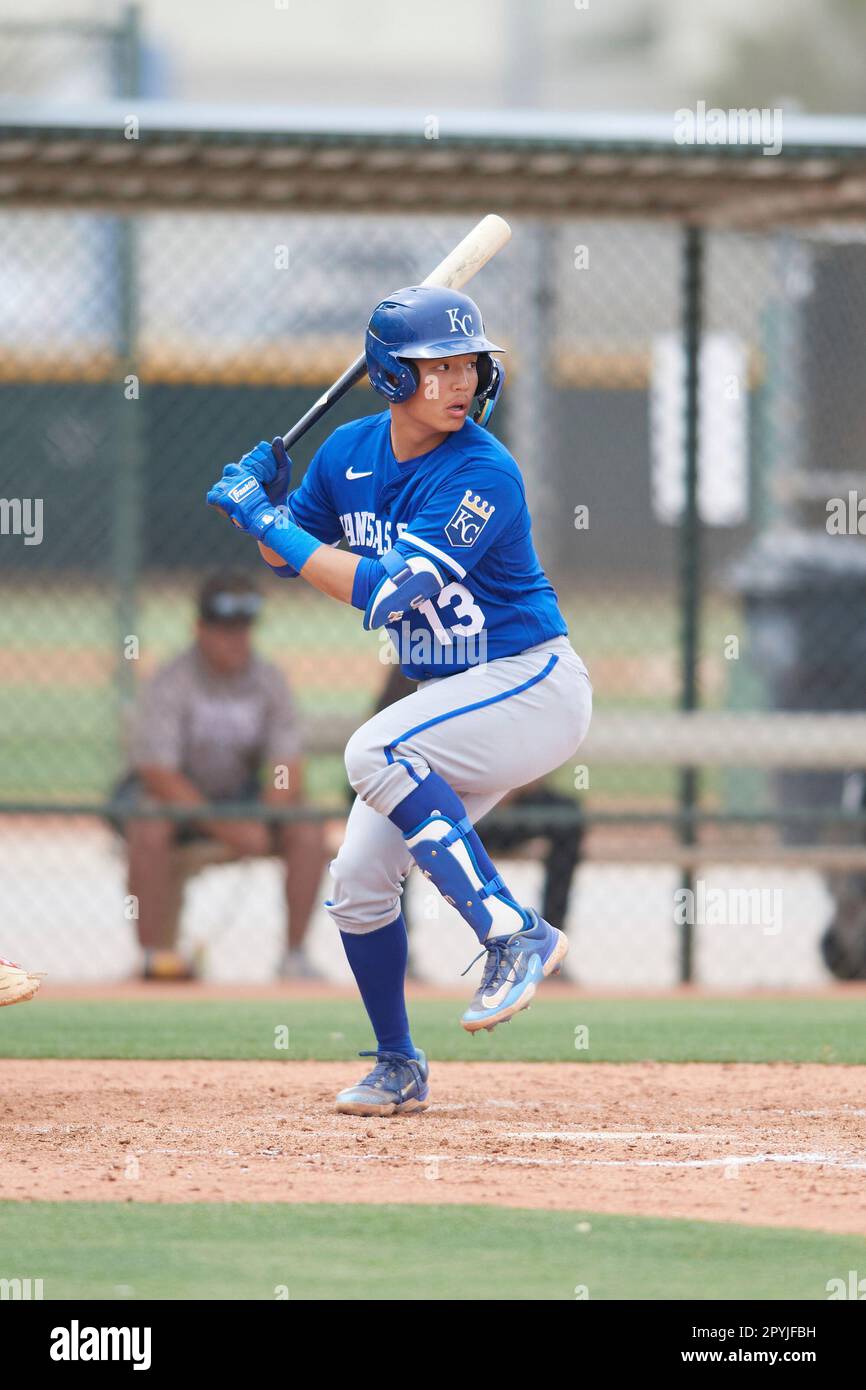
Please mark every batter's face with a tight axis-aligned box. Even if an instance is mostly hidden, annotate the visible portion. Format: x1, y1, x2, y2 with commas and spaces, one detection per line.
403, 352, 479, 434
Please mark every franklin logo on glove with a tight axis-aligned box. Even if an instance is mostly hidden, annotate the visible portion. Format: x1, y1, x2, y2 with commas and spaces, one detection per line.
228, 477, 261, 504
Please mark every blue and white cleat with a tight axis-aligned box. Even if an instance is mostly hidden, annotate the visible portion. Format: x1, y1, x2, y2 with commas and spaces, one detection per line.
335, 1049, 430, 1116
461, 912, 568, 1033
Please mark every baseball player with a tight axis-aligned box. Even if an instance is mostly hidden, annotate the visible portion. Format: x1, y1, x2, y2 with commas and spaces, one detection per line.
207, 286, 592, 1116
0, 955, 40, 1007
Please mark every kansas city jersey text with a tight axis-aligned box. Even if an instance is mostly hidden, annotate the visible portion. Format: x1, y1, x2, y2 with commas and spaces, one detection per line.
286, 410, 568, 681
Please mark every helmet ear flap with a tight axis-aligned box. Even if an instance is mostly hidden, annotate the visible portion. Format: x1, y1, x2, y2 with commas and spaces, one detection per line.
475, 352, 493, 394
471, 356, 505, 430
366, 337, 419, 402
396, 358, 420, 396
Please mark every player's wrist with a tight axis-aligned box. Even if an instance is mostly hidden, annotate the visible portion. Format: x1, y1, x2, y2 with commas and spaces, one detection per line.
256, 507, 322, 571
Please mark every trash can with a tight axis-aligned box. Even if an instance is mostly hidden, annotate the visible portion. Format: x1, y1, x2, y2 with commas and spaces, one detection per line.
729, 528, 866, 978
727, 527, 866, 842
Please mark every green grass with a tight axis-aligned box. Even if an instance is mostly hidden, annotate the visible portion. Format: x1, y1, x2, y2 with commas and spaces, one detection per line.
2, 998, 864, 1063
0, 1201, 860, 1300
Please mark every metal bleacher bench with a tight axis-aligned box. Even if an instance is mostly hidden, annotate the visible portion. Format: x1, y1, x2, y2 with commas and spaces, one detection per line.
302, 710, 866, 870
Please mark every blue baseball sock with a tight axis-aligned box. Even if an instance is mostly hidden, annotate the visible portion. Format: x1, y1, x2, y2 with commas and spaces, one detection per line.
339, 913, 416, 1059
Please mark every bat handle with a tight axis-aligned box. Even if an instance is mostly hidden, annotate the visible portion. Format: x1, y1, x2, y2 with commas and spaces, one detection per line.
281, 354, 367, 450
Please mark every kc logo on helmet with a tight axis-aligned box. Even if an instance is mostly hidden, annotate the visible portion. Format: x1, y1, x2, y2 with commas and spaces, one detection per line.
445, 490, 495, 547
446, 308, 474, 335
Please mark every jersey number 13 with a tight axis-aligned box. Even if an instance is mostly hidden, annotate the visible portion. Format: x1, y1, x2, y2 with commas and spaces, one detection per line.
417, 582, 485, 645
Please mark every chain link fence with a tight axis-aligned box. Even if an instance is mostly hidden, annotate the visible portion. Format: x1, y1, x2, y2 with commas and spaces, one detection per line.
3, 18, 866, 986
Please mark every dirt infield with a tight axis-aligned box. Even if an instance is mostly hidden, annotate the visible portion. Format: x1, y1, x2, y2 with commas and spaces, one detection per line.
2, 1059, 864, 1234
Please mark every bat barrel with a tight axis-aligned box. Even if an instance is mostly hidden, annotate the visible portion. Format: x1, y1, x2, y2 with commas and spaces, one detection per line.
279, 214, 511, 451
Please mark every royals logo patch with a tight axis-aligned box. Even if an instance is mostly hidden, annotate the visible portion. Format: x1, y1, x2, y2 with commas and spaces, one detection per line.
445, 490, 495, 548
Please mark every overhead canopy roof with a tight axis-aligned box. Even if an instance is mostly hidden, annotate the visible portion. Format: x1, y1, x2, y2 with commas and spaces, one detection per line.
2, 101, 866, 226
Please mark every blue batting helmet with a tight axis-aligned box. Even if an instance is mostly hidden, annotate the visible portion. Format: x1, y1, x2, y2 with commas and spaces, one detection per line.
365, 285, 505, 425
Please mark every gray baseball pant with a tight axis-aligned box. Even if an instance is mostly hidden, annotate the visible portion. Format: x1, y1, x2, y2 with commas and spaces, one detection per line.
325, 635, 592, 934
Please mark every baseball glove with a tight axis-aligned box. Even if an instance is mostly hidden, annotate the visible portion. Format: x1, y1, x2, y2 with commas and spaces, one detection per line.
0, 955, 41, 1007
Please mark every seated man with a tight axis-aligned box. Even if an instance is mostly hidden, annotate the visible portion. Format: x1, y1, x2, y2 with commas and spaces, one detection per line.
117, 570, 328, 980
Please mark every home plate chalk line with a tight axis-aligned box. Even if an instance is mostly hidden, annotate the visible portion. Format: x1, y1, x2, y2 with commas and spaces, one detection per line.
506, 1131, 722, 1141
498, 1131, 866, 1170
254, 1152, 866, 1175
412, 1152, 866, 1170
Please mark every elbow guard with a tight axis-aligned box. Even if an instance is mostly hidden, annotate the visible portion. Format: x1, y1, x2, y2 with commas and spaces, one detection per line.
363, 549, 444, 631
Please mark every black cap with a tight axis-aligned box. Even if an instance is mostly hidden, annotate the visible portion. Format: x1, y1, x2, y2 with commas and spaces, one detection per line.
198, 570, 263, 625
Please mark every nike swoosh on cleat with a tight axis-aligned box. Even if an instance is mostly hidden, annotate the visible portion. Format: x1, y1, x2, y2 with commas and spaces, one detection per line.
481, 969, 518, 1010
345, 467, 373, 479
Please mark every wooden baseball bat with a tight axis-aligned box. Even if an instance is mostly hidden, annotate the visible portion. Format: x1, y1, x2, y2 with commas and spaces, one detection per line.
213, 214, 511, 527
279, 213, 512, 450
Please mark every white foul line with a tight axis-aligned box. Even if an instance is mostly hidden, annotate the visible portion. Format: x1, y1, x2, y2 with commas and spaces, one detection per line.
505, 1131, 723, 1141
415, 1151, 866, 1170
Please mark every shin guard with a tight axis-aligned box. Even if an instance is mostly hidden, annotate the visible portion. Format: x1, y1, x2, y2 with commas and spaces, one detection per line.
404, 812, 526, 942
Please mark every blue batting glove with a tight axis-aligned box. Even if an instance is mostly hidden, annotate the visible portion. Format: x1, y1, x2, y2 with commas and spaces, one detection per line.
206, 471, 281, 539
243, 437, 292, 507
237, 439, 279, 485
207, 440, 322, 574
264, 437, 292, 508
215, 438, 292, 507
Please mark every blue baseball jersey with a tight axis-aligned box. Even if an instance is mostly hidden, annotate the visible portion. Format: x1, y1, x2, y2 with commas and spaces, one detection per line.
287, 410, 567, 681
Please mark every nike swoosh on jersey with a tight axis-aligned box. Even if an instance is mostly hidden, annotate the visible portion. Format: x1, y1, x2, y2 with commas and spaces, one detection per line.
346, 467, 373, 480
